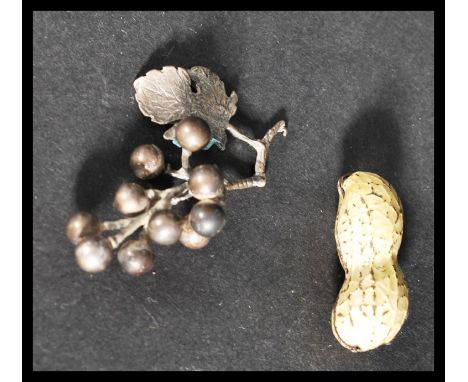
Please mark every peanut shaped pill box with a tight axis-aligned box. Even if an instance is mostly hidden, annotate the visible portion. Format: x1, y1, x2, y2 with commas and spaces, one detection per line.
332, 171, 409, 352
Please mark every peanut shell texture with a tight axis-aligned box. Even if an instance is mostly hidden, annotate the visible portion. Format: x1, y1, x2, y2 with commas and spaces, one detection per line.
332, 171, 409, 352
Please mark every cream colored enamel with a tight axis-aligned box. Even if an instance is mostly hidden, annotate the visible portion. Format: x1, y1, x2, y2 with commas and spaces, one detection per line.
332, 171, 408, 352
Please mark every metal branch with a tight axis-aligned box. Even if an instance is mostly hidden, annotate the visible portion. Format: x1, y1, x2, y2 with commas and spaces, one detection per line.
181, 148, 191, 170
100, 218, 133, 231
225, 120, 287, 190
164, 148, 192, 181
165, 164, 190, 180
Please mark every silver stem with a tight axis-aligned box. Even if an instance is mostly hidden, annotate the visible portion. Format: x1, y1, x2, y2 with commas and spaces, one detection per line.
181, 148, 192, 170
100, 219, 133, 231
225, 120, 287, 190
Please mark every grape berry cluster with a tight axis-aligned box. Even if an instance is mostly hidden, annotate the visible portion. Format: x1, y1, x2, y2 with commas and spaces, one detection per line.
66, 114, 287, 276
66, 116, 231, 276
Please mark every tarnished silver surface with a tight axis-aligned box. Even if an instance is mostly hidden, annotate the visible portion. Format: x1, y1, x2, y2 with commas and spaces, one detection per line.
68, 66, 287, 275
134, 66, 238, 150
134, 65, 287, 190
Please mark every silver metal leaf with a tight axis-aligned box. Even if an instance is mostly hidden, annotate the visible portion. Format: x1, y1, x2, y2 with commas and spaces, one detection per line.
187, 66, 238, 149
133, 66, 238, 150
133, 66, 192, 124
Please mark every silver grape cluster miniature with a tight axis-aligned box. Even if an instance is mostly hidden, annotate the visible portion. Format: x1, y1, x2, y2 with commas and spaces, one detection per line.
66, 66, 287, 276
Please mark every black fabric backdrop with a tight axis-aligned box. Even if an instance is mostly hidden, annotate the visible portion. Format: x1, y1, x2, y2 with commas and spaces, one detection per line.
32, 11, 434, 371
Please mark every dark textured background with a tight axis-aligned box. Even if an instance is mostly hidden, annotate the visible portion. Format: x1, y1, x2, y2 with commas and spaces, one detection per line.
32, 11, 434, 370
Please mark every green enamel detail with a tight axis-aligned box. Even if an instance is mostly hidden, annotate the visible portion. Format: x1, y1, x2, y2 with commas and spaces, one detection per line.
171, 137, 220, 151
